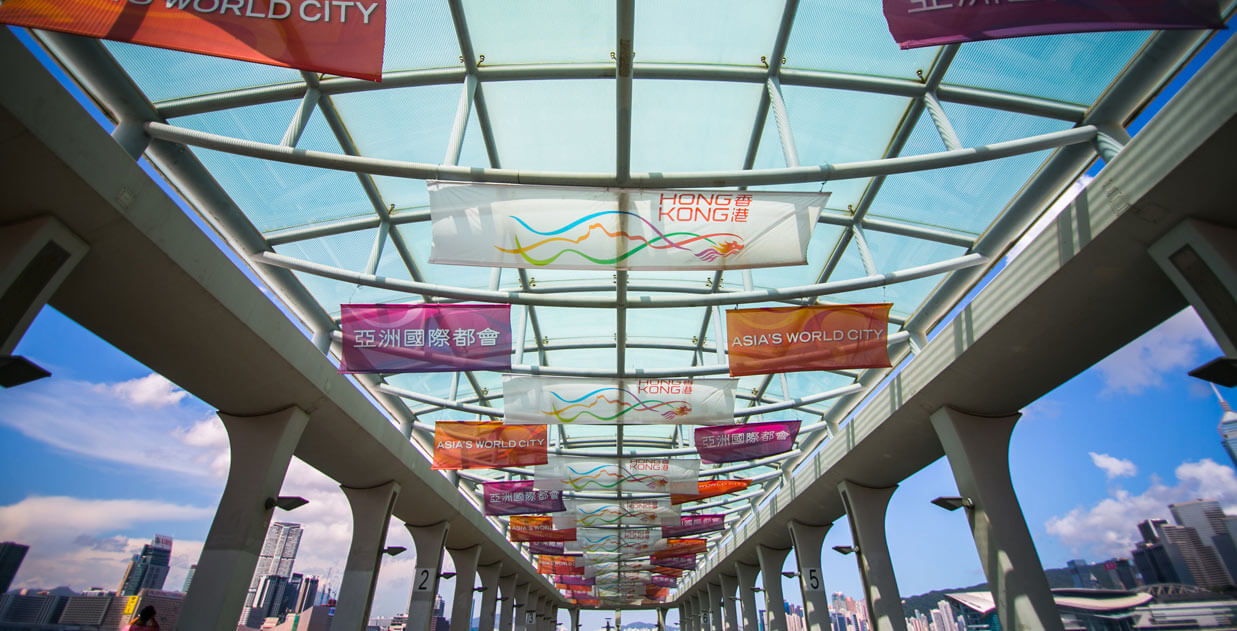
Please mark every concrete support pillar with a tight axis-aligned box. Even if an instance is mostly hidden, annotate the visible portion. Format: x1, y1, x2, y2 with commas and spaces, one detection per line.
333, 481, 401, 631
788, 521, 833, 631
684, 594, 698, 631
448, 546, 482, 631
179, 406, 309, 631
757, 545, 791, 631
719, 574, 739, 631
656, 606, 667, 631
513, 583, 531, 631
537, 598, 548, 631
524, 592, 542, 631
1149, 219, 1237, 357
499, 576, 519, 631
691, 592, 704, 631
549, 604, 559, 631
0, 216, 87, 357
930, 406, 1065, 631
679, 604, 689, 631
735, 562, 760, 631
838, 481, 906, 631
477, 562, 503, 631
570, 607, 580, 631
406, 522, 450, 631
707, 582, 724, 631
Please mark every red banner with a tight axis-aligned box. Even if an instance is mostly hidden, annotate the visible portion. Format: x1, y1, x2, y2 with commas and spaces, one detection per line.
482, 480, 565, 516
0, 0, 385, 81
670, 479, 751, 505
509, 516, 576, 542
652, 566, 684, 578
662, 515, 726, 538
653, 554, 698, 570
432, 422, 547, 470
652, 538, 707, 560
695, 420, 800, 464
341, 304, 512, 373
726, 304, 891, 376
537, 554, 585, 575
883, 0, 1224, 50
559, 583, 594, 593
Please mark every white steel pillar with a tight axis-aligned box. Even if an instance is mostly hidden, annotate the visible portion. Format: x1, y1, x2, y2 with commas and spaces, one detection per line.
838, 481, 906, 631
406, 521, 450, 631
788, 521, 833, 631
334, 481, 401, 631
756, 545, 791, 631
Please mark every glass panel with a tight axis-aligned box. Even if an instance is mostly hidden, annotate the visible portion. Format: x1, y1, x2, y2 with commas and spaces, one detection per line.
636, 0, 785, 66
630, 80, 762, 174
482, 80, 616, 173
784, 0, 939, 79
461, 0, 614, 65
395, 222, 490, 289
749, 223, 846, 289
105, 41, 301, 103
275, 228, 414, 310
386, 2, 464, 70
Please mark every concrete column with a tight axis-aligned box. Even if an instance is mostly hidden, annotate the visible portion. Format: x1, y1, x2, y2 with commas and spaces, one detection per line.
448, 546, 482, 631
523, 591, 542, 631
788, 521, 832, 631
656, 606, 667, 631
1149, 219, 1237, 356
838, 481, 906, 631
707, 582, 724, 631
179, 406, 309, 631
513, 583, 531, 631
930, 407, 1065, 631
570, 607, 580, 631
684, 594, 697, 631
0, 216, 87, 357
498, 576, 520, 631
477, 562, 503, 631
550, 603, 560, 631
757, 545, 791, 631
735, 562, 760, 631
678, 604, 688, 631
333, 481, 401, 631
719, 574, 739, 631
406, 522, 450, 631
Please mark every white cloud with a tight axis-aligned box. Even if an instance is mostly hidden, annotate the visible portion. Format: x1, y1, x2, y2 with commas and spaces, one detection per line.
1088, 452, 1137, 479
95, 373, 187, 408
1095, 308, 1216, 396
1045, 458, 1237, 559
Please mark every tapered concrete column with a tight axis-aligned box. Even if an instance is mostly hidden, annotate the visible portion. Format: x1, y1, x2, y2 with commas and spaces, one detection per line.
707, 582, 724, 631
757, 545, 791, 631
788, 521, 832, 631
499, 576, 520, 631
1149, 219, 1237, 356
334, 481, 401, 631
476, 562, 503, 631
570, 607, 580, 631
523, 591, 542, 631
0, 215, 87, 356
406, 521, 450, 631
679, 604, 689, 631
513, 583, 531, 631
179, 406, 309, 631
930, 407, 1065, 631
536, 598, 548, 631
692, 592, 705, 631
656, 606, 667, 631
719, 574, 739, 631
550, 604, 560, 631
838, 481, 906, 631
448, 546, 481, 631
735, 562, 760, 631
615, 608, 623, 631
684, 594, 698, 631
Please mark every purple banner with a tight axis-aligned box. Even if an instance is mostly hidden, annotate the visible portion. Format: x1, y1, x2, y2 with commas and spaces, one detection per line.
482, 480, 566, 516
530, 541, 566, 555
651, 575, 677, 588
557, 575, 596, 586
340, 304, 512, 373
654, 554, 697, 570
883, 0, 1224, 50
662, 515, 726, 538
695, 420, 801, 464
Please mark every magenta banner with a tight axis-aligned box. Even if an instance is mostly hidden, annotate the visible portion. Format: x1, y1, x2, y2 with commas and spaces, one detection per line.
482, 480, 566, 516
662, 515, 726, 538
883, 0, 1224, 50
530, 541, 566, 555
654, 554, 697, 570
651, 575, 677, 588
695, 420, 801, 464
340, 304, 512, 373
557, 575, 596, 586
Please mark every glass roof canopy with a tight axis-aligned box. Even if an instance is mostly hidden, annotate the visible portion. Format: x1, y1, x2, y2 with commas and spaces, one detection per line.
24, 0, 1230, 607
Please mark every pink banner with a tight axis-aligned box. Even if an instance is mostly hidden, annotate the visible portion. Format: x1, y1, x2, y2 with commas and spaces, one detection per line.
530, 541, 566, 555
883, 0, 1224, 50
652, 575, 677, 588
653, 554, 697, 570
482, 480, 565, 516
662, 515, 726, 538
340, 304, 511, 373
695, 420, 801, 464
557, 575, 595, 586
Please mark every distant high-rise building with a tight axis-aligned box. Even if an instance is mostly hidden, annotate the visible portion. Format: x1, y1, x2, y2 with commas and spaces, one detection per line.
56, 591, 114, 625
1213, 385, 1237, 467
1133, 520, 1186, 585
1160, 523, 1233, 589
0, 590, 67, 623
118, 535, 173, 597
0, 542, 28, 594
183, 564, 196, 593
241, 522, 302, 627
295, 575, 319, 614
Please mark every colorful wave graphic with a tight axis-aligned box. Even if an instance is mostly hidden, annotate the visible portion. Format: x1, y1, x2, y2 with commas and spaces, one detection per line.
546, 387, 691, 423
495, 210, 744, 266
563, 464, 671, 491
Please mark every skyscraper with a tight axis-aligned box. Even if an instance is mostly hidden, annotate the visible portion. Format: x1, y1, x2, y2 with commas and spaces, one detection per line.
1214, 385, 1237, 467
1171, 498, 1237, 582
0, 542, 28, 594
240, 522, 302, 627
117, 535, 173, 597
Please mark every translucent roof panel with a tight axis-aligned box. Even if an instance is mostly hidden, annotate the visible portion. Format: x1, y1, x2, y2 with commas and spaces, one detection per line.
630, 80, 764, 173
103, 40, 302, 103
784, 0, 939, 79
385, 2, 465, 70
461, 0, 614, 65
635, 0, 785, 66
483, 80, 617, 172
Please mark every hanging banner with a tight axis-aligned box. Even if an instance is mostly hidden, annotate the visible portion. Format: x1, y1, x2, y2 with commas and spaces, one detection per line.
571, 597, 601, 607
508, 516, 576, 543
653, 554, 698, 571
481, 480, 565, 516
535, 457, 700, 494
559, 583, 595, 594
530, 541, 566, 555
0, 0, 386, 81
647, 586, 671, 602
340, 304, 512, 373
431, 422, 547, 470
695, 420, 801, 464
537, 554, 585, 575
572, 528, 666, 556
670, 479, 751, 505
651, 575, 677, 588
556, 575, 595, 587
553, 499, 680, 529
662, 515, 726, 538
726, 304, 892, 376
503, 376, 737, 425
882, 0, 1224, 50
652, 566, 684, 577
429, 182, 825, 271
652, 538, 708, 560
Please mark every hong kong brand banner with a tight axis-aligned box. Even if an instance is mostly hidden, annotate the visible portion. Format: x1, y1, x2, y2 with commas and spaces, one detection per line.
510, 517, 576, 543
429, 181, 825, 270
662, 515, 726, 538
573, 528, 665, 555
695, 420, 801, 464
503, 376, 737, 425
481, 480, 565, 516
883, 0, 1223, 50
534, 457, 699, 493
0, 0, 386, 81
340, 304, 511, 373
553, 499, 680, 528
431, 422, 547, 470
726, 304, 892, 376
670, 479, 751, 505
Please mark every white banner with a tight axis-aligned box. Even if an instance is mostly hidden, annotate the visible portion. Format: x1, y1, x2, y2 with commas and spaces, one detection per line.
503, 376, 737, 425
553, 499, 681, 529
429, 181, 826, 270
572, 528, 666, 556
533, 457, 700, 494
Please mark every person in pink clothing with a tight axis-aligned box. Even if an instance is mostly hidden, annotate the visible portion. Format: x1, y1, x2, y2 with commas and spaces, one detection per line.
125, 605, 160, 630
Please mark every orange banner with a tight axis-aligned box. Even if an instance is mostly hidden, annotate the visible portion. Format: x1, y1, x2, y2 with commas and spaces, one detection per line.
670, 479, 750, 505
726, 304, 892, 376
0, 0, 385, 81
537, 554, 584, 575
432, 422, 548, 470
652, 567, 684, 578
651, 538, 707, 560
510, 516, 577, 543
